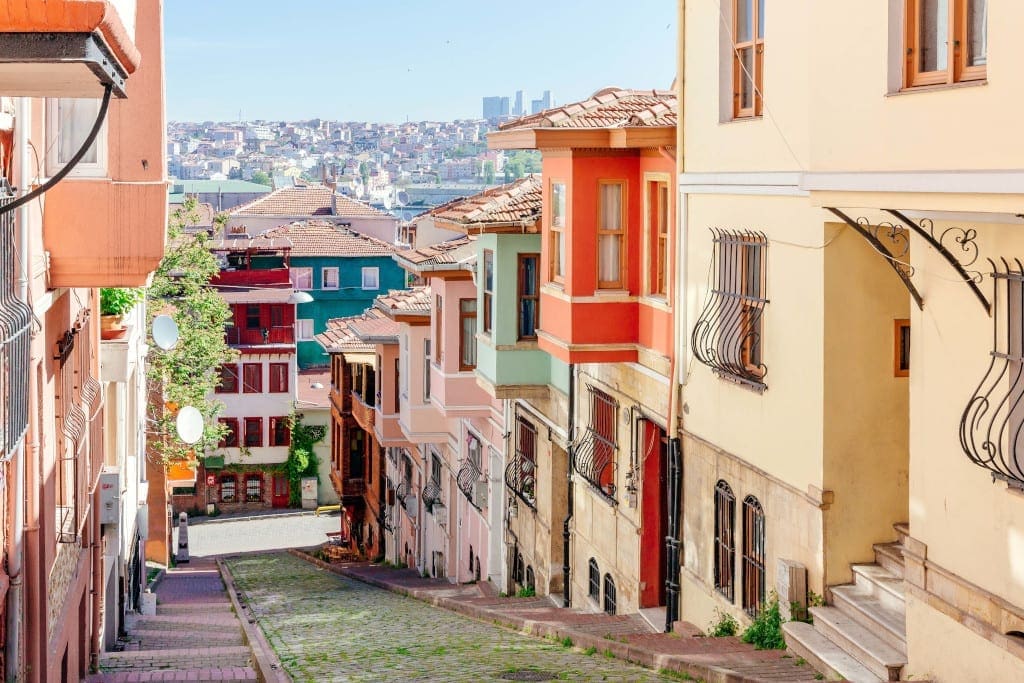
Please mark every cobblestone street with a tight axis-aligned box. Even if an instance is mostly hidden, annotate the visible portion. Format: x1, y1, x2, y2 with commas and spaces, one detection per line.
226, 552, 676, 683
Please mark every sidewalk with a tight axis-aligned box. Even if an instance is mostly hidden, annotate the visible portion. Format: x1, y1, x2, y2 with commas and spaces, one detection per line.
291, 550, 822, 683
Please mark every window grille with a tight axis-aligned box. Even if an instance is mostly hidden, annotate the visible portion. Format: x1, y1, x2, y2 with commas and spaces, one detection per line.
742, 495, 766, 616
423, 454, 442, 512
246, 474, 262, 502
525, 566, 535, 592
505, 416, 537, 509
221, 476, 236, 503
457, 433, 484, 510
588, 558, 600, 600
692, 230, 768, 389
603, 574, 617, 615
1, 185, 32, 459
714, 480, 736, 602
574, 387, 617, 502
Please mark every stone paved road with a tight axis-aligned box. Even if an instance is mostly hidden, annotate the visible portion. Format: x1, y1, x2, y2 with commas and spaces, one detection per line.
176, 512, 340, 557
226, 553, 677, 683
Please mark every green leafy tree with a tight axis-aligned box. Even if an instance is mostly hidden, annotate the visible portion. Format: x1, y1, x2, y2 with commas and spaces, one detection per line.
249, 170, 272, 186
358, 161, 371, 188
147, 197, 237, 464
285, 413, 326, 505
482, 160, 495, 184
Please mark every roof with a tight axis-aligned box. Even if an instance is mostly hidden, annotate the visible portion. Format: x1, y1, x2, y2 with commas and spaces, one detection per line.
229, 185, 392, 219
393, 236, 476, 274
499, 88, 677, 131
219, 287, 294, 304
346, 309, 400, 344
296, 369, 330, 408
374, 287, 431, 318
169, 201, 215, 227
262, 220, 396, 258
315, 317, 374, 354
210, 234, 292, 251
428, 176, 541, 231
169, 179, 273, 194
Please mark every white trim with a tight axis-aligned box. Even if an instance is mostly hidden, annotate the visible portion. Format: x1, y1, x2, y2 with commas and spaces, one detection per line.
45, 98, 108, 178
678, 172, 808, 196
800, 171, 1024, 195
361, 266, 380, 290
290, 267, 313, 290
321, 266, 339, 290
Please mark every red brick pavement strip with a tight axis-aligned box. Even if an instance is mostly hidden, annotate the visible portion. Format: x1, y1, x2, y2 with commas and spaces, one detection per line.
288, 549, 822, 683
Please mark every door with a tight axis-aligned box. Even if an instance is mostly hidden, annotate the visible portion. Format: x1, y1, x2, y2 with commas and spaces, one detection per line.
272, 475, 290, 508
640, 420, 668, 608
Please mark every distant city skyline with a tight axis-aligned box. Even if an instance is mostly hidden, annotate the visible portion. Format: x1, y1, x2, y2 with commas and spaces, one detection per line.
165, 0, 675, 123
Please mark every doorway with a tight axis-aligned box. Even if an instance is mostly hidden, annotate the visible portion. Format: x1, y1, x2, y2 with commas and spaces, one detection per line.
639, 420, 668, 608
272, 475, 289, 508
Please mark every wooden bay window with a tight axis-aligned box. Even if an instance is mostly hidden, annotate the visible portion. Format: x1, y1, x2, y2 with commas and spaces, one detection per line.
518, 254, 540, 340
597, 181, 625, 290
646, 180, 670, 298
459, 298, 477, 371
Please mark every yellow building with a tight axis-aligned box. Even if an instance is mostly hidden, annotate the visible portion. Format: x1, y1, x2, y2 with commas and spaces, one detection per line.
676, 0, 1024, 680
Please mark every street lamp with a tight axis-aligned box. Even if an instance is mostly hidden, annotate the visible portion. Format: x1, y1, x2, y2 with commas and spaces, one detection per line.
288, 291, 313, 304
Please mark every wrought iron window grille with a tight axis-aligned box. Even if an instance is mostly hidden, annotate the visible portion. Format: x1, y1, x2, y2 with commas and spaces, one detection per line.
603, 574, 617, 615
395, 479, 409, 511
742, 495, 766, 617
421, 478, 442, 512
573, 427, 617, 503
714, 480, 736, 603
587, 558, 600, 601
0, 184, 32, 460
506, 417, 537, 510
961, 259, 1024, 488
691, 230, 769, 390
381, 500, 394, 533
456, 456, 483, 510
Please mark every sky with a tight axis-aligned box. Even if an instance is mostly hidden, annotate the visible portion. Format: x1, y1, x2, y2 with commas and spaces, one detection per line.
164, 0, 676, 123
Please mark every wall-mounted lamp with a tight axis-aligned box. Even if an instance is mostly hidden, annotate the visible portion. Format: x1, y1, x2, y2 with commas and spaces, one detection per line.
288, 291, 314, 304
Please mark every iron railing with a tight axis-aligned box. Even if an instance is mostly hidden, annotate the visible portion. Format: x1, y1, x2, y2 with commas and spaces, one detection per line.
421, 478, 442, 512
0, 186, 31, 459
714, 480, 736, 602
742, 495, 766, 617
691, 230, 768, 390
457, 456, 482, 510
603, 574, 617, 615
506, 417, 537, 509
588, 558, 600, 600
395, 479, 409, 511
573, 427, 617, 503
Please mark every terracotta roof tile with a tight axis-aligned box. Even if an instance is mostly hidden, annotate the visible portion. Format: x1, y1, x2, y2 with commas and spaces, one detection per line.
262, 220, 396, 257
346, 308, 400, 343
428, 176, 541, 228
229, 185, 391, 218
210, 234, 292, 251
315, 317, 374, 353
374, 287, 431, 318
499, 88, 677, 131
394, 235, 476, 272
297, 369, 330, 408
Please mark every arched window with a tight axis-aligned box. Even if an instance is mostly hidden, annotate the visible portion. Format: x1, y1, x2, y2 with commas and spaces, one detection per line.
742, 495, 766, 616
469, 545, 475, 572
588, 558, 600, 600
525, 566, 535, 592
245, 473, 262, 502
714, 480, 736, 601
603, 574, 617, 615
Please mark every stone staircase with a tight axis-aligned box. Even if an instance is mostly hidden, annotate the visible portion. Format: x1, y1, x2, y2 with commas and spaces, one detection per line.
784, 523, 909, 682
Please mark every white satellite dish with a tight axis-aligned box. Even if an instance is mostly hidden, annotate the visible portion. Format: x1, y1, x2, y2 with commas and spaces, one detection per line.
175, 406, 204, 444
152, 315, 180, 351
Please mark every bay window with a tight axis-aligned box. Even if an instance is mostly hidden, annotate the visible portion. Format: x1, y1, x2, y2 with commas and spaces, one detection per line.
597, 181, 625, 289
550, 181, 566, 282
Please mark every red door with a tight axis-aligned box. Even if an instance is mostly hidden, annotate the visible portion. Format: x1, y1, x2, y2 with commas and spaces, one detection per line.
272, 475, 290, 508
640, 421, 668, 608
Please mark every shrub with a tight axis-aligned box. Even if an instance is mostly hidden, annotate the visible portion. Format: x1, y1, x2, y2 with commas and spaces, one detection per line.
708, 609, 739, 637
515, 586, 536, 598
100, 287, 143, 316
740, 593, 786, 650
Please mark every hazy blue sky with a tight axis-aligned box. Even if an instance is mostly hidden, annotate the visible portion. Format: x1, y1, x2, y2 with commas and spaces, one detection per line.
165, 1, 676, 123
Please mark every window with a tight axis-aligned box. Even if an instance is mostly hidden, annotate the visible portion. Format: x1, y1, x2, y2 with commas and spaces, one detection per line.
597, 181, 625, 289
244, 417, 263, 448
714, 480, 736, 602
361, 267, 380, 290
508, 416, 537, 507
603, 574, 617, 615
905, 0, 986, 88
218, 418, 240, 448
245, 305, 261, 329
242, 363, 262, 393
550, 181, 566, 282
482, 250, 494, 334
588, 558, 600, 600
269, 362, 289, 393
350, 430, 365, 479
322, 267, 339, 290
894, 320, 910, 377
291, 267, 313, 290
296, 319, 314, 341
216, 363, 239, 393
269, 416, 290, 447
46, 98, 107, 176
646, 180, 670, 298
434, 296, 442, 363
518, 254, 540, 340
246, 474, 262, 502
575, 388, 618, 498
459, 298, 477, 371
733, 0, 764, 118
394, 357, 400, 413
423, 339, 431, 401
220, 475, 236, 503
742, 495, 766, 617
691, 231, 768, 389
270, 305, 285, 328
431, 452, 442, 486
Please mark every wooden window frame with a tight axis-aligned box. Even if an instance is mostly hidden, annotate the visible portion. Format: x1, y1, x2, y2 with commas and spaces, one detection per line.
905, 0, 987, 88
591, 388, 617, 494
434, 295, 442, 364
216, 363, 239, 393
518, 253, 540, 340
459, 298, 477, 371
244, 417, 263, 448
321, 266, 340, 290
894, 319, 911, 377
245, 304, 261, 330
269, 305, 285, 328
644, 178, 670, 299
597, 180, 626, 290
268, 362, 289, 393
269, 416, 291, 447
242, 363, 262, 393
482, 250, 494, 334
733, 0, 765, 118
218, 418, 240, 448
549, 180, 567, 284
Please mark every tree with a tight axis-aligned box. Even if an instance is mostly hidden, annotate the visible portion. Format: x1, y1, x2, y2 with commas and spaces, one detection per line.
147, 197, 237, 464
483, 160, 495, 184
358, 161, 371, 188
250, 170, 272, 186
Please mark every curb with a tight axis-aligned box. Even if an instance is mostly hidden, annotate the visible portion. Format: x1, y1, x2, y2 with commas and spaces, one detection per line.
286, 549, 756, 683
218, 558, 291, 683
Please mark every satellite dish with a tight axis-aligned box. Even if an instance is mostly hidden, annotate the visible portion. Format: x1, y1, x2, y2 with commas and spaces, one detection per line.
175, 406, 204, 444
152, 315, 180, 351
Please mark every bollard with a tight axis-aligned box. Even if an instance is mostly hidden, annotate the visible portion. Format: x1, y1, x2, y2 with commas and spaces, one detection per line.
176, 511, 190, 564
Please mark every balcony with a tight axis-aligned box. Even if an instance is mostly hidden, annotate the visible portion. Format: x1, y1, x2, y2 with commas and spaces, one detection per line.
350, 391, 376, 434
211, 268, 290, 288
344, 478, 366, 497
373, 406, 406, 447
225, 326, 294, 346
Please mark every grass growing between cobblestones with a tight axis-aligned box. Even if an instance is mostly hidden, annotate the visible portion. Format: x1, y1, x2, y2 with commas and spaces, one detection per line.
227, 552, 674, 682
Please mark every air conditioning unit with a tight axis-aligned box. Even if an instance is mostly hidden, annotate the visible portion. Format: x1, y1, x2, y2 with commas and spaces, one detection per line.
98, 467, 121, 525
473, 480, 488, 505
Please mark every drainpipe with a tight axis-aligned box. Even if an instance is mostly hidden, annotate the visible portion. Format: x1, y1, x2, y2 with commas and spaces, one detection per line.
91, 496, 102, 671
562, 363, 575, 608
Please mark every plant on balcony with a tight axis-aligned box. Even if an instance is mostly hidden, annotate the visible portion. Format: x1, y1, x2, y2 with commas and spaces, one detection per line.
284, 412, 326, 506
99, 287, 143, 339
146, 198, 237, 465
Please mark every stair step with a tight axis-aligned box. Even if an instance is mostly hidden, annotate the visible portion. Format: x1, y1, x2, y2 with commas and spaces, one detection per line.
783, 621, 882, 683
873, 542, 905, 578
851, 564, 905, 612
156, 601, 233, 614
128, 628, 245, 649
99, 646, 253, 671
831, 584, 906, 644
893, 522, 909, 545
88, 666, 257, 682
810, 606, 905, 680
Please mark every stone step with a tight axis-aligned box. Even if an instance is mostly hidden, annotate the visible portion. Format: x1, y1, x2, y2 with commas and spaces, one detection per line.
851, 564, 906, 612
127, 628, 245, 649
783, 621, 882, 683
98, 646, 253, 672
810, 606, 906, 681
831, 584, 906, 645
88, 665, 257, 681
873, 542, 905, 578
893, 522, 909, 546
156, 601, 233, 615
127, 613, 241, 632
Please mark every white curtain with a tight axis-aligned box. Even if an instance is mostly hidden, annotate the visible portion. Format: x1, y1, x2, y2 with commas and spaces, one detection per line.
59, 98, 100, 164
599, 184, 622, 283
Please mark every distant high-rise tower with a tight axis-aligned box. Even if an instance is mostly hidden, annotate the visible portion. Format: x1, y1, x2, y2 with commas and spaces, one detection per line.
513, 90, 524, 116
530, 90, 554, 115
482, 96, 510, 120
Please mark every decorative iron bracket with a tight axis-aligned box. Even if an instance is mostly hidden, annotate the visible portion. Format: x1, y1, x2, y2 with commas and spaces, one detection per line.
826, 207, 924, 310
884, 209, 990, 315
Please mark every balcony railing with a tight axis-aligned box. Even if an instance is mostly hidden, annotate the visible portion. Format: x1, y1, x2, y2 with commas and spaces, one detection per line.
457, 458, 483, 510
345, 478, 366, 497
225, 325, 294, 346
573, 427, 617, 504
0, 187, 31, 459
505, 456, 536, 511
421, 479, 442, 512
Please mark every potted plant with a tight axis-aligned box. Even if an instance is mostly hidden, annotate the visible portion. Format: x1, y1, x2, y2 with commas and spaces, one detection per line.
100, 287, 143, 340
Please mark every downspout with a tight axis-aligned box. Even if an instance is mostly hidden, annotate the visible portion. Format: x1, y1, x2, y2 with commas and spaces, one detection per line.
562, 363, 575, 608
663, 0, 687, 634
91, 492, 102, 671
